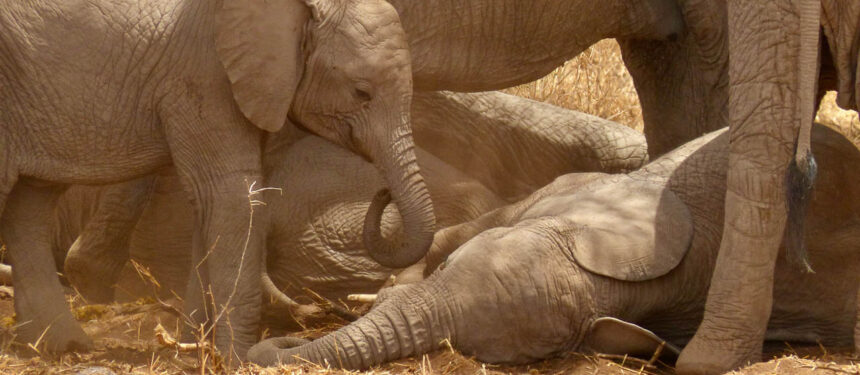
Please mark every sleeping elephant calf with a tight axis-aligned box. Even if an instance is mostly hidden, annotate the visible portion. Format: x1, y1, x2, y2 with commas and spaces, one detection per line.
249, 124, 860, 369
47, 91, 647, 305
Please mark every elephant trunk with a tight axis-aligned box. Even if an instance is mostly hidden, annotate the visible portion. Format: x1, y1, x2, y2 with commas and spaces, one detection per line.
362, 95, 436, 269
248, 283, 455, 369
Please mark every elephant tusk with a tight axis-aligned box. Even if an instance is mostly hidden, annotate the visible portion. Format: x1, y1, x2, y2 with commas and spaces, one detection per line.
0, 264, 11, 286
154, 323, 211, 352
347, 294, 377, 303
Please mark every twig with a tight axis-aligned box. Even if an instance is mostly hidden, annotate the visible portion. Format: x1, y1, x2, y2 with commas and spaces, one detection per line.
646, 341, 665, 367
303, 288, 360, 322
595, 353, 657, 372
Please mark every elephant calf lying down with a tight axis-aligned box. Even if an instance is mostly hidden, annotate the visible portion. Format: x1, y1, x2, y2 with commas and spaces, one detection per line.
249, 124, 860, 368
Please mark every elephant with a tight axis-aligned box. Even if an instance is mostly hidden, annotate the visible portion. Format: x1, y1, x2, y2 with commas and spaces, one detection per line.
47, 91, 647, 309
676, 2, 860, 373
248, 123, 860, 370
384, 0, 731, 158
0, 0, 431, 359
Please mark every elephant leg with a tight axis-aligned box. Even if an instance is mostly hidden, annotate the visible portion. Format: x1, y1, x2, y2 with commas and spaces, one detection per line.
855, 285, 860, 355
174, 163, 264, 363
64, 175, 157, 304
1, 181, 92, 353
161, 99, 265, 363
677, 1, 820, 373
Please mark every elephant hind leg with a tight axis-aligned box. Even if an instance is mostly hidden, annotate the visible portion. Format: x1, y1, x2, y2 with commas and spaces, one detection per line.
64, 175, 157, 304
2, 181, 92, 353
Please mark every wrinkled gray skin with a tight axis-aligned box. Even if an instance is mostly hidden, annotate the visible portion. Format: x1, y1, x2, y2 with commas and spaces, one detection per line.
248, 124, 860, 369
388, 0, 728, 157
52, 91, 647, 305
0, 0, 427, 359
677, 2, 860, 373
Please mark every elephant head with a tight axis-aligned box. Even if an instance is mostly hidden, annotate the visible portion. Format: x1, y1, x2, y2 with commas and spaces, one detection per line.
215, 0, 435, 268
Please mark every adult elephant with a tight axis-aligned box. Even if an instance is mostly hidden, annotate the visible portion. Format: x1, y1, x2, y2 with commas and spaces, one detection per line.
0, 0, 431, 360
389, 0, 730, 158
248, 124, 860, 369
52, 91, 647, 306
676, 2, 860, 373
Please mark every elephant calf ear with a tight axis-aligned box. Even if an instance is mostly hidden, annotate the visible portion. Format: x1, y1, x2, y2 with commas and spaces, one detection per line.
215, 0, 309, 133
545, 178, 694, 281
584, 317, 681, 358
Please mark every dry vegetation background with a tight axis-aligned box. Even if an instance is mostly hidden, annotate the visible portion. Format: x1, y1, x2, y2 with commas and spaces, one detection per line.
507, 40, 860, 145
1, 40, 859, 374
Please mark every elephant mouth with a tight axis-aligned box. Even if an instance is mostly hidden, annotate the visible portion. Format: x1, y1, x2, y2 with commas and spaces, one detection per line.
290, 116, 372, 163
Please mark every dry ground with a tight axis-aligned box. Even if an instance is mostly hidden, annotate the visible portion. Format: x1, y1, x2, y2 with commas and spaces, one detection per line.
1, 40, 859, 374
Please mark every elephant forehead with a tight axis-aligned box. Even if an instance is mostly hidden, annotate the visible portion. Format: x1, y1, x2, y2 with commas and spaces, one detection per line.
524, 177, 694, 281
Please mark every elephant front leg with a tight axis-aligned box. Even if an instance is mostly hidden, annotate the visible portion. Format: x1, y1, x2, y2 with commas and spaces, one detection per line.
855, 286, 860, 356
162, 102, 266, 363
178, 171, 265, 364
677, 172, 786, 373
2, 181, 92, 353
677, 0, 821, 372
64, 175, 157, 303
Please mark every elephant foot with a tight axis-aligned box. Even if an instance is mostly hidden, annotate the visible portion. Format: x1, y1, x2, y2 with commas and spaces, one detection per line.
676, 325, 761, 375
64, 239, 120, 304
855, 288, 860, 357
855, 318, 859, 358
247, 336, 310, 366
17, 311, 93, 354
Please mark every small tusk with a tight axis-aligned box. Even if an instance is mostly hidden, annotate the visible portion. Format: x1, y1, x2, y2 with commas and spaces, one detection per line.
0, 264, 12, 286
154, 323, 210, 352
347, 294, 377, 303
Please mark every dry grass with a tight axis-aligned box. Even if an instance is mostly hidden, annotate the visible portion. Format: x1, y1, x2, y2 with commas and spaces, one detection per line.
504, 40, 644, 132
507, 39, 860, 145
817, 91, 860, 146
2, 39, 860, 374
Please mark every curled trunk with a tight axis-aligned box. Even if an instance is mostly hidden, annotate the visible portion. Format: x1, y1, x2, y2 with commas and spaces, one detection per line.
362, 106, 436, 269
248, 283, 455, 369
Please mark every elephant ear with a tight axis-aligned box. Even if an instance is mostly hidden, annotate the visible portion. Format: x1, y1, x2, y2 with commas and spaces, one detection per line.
553, 178, 694, 281
215, 0, 311, 132
584, 317, 681, 358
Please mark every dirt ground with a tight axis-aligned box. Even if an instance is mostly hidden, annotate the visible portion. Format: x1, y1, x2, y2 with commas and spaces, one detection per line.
0, 289, 855, 375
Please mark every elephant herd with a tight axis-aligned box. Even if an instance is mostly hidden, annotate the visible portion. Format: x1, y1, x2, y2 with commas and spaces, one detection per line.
0, 0, 858, 374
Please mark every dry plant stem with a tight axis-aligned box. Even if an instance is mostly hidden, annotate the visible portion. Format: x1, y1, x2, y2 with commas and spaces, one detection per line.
302, 288, 360, 322
595, 354, 657, 372
647, 341, 665, 366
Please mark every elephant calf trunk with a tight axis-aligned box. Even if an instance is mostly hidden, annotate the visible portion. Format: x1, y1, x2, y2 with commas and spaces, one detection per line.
249, 283, 455, 370
363, 187, 435, 269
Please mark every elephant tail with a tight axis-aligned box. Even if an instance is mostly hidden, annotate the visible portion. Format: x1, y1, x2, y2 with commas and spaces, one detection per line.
785, 0, 820, 273
785, 148, 816, 273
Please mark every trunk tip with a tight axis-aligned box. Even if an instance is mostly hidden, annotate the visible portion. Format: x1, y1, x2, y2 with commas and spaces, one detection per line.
362, 188, 434, 269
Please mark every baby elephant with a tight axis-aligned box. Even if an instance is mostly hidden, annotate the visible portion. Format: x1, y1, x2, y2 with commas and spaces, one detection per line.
249, 124, 860, 368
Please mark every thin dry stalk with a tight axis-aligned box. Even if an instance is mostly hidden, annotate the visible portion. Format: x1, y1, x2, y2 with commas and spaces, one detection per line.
504, 40, 643, 132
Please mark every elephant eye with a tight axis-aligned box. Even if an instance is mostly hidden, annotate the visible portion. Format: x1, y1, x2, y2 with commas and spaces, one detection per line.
354, 88, 372, 101
353, 82, 374, 102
